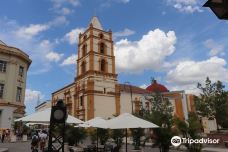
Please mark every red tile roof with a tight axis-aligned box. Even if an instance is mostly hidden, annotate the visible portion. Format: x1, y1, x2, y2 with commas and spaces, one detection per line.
146, 80, 169, 93
119, 84, 150, 94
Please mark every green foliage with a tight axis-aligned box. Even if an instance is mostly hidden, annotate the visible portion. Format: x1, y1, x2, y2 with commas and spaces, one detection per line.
131, 128, 144, 150
195, 77, 228, 128
110, 129, 124, 150
22, 124, 30, 135
174, 113, 202, 152
97, 128, 109, 145
152, 128, 173, 152
89, 128, 109, 145
65, 125, 87, 146
89, 129, 97, 144
143, 91, 174, 152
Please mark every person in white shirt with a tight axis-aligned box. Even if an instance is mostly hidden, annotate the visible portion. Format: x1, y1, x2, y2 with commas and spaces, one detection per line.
39, 130, 48, 152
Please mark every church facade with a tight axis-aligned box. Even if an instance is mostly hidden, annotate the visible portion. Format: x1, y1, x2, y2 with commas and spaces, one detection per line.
52, 17, 195, 121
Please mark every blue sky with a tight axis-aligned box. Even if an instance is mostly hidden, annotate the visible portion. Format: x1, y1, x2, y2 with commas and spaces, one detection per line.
0, 0, 228, 114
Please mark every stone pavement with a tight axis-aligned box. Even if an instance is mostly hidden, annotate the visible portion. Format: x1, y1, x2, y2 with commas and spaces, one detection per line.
0, 141, 182, 152
0, 141, 31, 152
202, 147, 228, 152
3, 141, 227, 152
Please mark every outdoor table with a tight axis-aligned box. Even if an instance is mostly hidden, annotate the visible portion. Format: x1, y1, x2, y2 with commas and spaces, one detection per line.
83, 145, 96, 152
98, 145, 105, 152
70, 147, 84, 152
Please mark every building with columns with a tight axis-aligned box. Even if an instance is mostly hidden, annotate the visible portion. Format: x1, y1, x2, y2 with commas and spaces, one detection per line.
0, 40, 31, 129
52, 17, 195, 121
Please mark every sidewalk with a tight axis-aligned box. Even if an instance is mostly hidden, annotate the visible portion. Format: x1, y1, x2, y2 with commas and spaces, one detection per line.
0, 148, 8, 152
202, 147, 228, 152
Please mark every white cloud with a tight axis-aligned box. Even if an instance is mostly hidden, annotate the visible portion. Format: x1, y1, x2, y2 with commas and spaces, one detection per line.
167, 0, 203, 13
15, 24, 49, 39
48, 16, 69, 26
46, 51, 64, 62
60, 7, 74, 15
25, 89, 45, 114
64, 27, 85, 44
117, 0, 130, 3
115, 29, 176, 73
0, 17, 64, 74
139, 84, 148, 89
101, 0, 130, 7
113, 28, 135, 39
51, 0, 80, 8
204, 39, 225, 56
61, 54, 77, 66
15, 16, 68, 40
25, 89, 44, 103
166, 56, 228, 94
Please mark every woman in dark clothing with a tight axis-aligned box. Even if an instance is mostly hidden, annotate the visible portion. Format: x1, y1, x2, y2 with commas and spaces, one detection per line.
1, 130, 5, 143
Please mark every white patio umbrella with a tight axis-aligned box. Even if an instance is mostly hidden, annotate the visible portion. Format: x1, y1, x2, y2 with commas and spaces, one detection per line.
26, 122, 49, 126
77, 117, 108, 152
15, 108, 84, 124
81, 117, 108, 128
106, 113, 159, 152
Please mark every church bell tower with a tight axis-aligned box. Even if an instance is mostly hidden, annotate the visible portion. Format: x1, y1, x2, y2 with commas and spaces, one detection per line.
74, 16, 120, 120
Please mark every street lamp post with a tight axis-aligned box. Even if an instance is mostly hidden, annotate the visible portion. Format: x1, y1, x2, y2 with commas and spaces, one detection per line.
48, 99, 67, 152
203, 0, 228, 20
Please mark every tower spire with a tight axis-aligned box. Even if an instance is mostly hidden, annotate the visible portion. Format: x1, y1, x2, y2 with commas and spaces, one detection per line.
89, 16, 103, 30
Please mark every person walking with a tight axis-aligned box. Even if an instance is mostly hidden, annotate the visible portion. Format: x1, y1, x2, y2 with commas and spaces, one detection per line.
1, 130, 5, 143
39, 130, 47, 152
31, 132, 39, 152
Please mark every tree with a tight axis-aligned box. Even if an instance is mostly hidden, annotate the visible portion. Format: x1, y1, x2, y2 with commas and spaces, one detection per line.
144, 90, 174, 152
195, 77, 228, 129
174, 113, 202, 152
97, 128, 109, 145
65, 125, 87, 146
110, 129, 124, 151
131, 128, 144, 150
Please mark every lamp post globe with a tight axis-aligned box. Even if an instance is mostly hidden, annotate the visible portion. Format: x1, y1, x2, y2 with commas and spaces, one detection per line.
53, 109, 65, 121
51, 99, 67, 123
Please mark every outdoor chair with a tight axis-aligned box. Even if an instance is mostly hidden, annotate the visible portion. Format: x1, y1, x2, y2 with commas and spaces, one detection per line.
104, 144, 113, 152
98, 145, 105, 152
83, 145, 96, 152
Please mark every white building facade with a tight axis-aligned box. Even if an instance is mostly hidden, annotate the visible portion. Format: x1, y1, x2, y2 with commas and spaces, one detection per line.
0, 41, 31, 129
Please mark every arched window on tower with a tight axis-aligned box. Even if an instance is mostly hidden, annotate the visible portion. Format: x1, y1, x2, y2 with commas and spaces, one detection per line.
82, 44, 87, 57
83, 35, 87, 40
99, 33, 104, 39
100, 43, 105, 54
81, 61, 86, 74
100, 59, 106, 72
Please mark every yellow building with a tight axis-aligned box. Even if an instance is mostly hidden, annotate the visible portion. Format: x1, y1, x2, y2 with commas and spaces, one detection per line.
0, 40, 31, 129
52, 17, 195, 121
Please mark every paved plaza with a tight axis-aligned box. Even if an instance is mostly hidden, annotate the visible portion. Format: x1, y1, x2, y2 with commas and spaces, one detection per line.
0, 141, 31, 152
0, 140, 181, 152
1, 141, 227, 152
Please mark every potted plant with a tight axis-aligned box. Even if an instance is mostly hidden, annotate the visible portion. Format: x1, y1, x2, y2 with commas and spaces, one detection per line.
131, 128, 144, 152
97, 128, 109, 145
22, 125, 29, 141
65, 125, 87, 146
111, 129, 124, 151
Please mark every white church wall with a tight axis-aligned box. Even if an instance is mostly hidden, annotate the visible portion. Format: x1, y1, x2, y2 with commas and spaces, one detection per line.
120, 92, 144, 114
94, 95, 116, 119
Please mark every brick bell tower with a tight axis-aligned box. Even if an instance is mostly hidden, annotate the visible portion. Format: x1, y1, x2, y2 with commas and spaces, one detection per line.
74, 16, 120, 121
